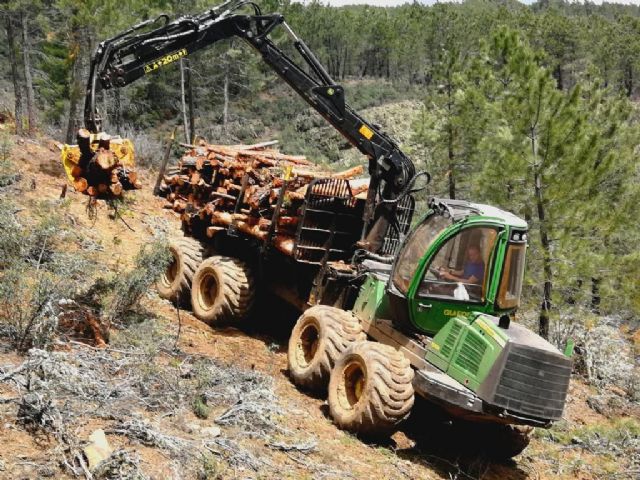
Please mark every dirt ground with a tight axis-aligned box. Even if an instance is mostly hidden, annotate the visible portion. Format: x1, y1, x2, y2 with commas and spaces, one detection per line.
0, 135, 638, 480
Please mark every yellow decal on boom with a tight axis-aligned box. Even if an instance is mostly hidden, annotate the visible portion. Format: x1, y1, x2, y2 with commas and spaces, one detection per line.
359, 124, 374, 140
430, 342, 441, 351
144, 48, 188, 74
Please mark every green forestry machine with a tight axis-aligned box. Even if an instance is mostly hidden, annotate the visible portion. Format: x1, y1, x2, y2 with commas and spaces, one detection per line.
84, 1, 572, 457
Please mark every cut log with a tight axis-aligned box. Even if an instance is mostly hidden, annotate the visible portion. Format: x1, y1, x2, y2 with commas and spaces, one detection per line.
77, 129, 93, 166
98, 133, 111, 151
96, 150, 117, 170
73, 177, 88, 193
109, 182, 123, 196
206, 226, 225, 238
332, 165, 364, 180
71, 165, 83, 178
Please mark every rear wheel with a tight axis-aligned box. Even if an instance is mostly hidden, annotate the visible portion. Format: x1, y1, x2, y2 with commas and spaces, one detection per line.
156, 237, 205, 304
288, 306, 365, 392
190, 255, 255, 326
328, 341, 414, 436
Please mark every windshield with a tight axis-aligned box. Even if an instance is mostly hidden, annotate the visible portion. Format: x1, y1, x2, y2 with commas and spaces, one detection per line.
392, 214, 451, 294
497, 243, 526, 309
419, 227, 498, 303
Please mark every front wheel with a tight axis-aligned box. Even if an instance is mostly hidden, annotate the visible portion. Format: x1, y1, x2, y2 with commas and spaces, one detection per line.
190, 255, 255, 326
328, 341, 414, 437
288, 306, 365, 392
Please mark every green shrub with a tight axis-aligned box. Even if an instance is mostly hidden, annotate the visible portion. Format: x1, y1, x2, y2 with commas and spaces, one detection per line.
101, 238, 171, 324
0, 200, 89, 351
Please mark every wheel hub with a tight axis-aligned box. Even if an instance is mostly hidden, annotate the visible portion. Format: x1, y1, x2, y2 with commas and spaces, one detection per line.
339, 360, 365, 410
297, 323, 319, 367
199, 272, 219, 310
162, 256, 178, 286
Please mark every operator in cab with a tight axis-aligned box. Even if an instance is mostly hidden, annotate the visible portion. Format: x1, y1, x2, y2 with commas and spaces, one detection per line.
439, 245, 485, 285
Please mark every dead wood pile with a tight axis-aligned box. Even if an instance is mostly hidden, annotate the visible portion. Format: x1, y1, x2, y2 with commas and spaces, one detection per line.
158, 140, 369, 256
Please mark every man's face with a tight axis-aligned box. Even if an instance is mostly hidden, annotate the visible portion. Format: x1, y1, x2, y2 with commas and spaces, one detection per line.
468, 247, 481, 262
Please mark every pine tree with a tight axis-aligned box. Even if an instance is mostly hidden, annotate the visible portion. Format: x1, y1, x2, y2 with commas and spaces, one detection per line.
471, 28, 634, 339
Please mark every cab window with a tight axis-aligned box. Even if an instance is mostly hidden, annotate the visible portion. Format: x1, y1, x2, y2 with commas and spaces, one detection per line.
392, 214, 451, 294
418, 227, 498, 302
497, 243, 526, 309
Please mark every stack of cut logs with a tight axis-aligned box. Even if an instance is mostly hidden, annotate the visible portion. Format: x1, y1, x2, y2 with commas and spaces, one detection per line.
159, 140, 368, 256
66, 129, 141, 198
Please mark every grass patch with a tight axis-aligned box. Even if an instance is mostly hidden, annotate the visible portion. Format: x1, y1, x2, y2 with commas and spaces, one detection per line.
192, 394, 211, 420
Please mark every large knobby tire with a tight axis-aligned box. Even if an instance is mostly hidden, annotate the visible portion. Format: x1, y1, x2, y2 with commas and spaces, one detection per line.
190, 255, 255, 326
288, 306, 366, 392
328, 341, 414, 437
156, 237, 205, 304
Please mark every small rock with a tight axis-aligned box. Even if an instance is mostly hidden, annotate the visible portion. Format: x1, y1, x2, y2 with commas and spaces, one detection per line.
185, 422, 201, 434
571, 436, 583, 445
587, 395, 609, 416
201, 426, 221, 438
83, 429, 112, 470
0, 459, 5, 471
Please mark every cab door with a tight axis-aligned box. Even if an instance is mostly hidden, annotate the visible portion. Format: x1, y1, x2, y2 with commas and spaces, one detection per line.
407, 225, 504, 335
387, 212, 452, 328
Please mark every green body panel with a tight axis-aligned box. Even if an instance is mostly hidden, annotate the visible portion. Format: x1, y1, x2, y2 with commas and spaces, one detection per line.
352, 274, 388, 324
427, 313, 507, 391
406, 215, 512, 335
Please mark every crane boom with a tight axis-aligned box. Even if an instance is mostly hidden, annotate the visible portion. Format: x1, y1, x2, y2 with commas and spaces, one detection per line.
83, 1, 427, 251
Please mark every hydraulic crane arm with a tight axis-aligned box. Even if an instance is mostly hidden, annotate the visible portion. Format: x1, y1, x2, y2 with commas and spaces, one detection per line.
84, 1, 426, 250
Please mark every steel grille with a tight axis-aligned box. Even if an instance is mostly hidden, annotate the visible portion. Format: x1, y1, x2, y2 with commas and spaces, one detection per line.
454, 332, 486, 375
493, 345, 571, 420
441, 321, 462, 358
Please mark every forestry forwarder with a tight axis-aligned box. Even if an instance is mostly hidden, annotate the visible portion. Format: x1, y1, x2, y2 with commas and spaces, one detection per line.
79, 1, 572, 458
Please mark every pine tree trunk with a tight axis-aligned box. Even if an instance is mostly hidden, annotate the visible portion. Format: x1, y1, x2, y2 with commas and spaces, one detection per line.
223, 69, 229, 132
65, 23, 84, 143
186, 59, 195, 143
590, 277, 601, 314
624, 62, 633, 98
5, 14, 25, 136
114, 88, 122, 135
20, 11, 37, 136
180, 58, 189, 143
535, 169, 552, 340
553, 64, 564, 91
342, 47, 348, 79
446, 82, 456, 199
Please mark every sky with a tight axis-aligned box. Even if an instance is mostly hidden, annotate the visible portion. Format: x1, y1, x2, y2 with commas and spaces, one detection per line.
295, 1, 640, 6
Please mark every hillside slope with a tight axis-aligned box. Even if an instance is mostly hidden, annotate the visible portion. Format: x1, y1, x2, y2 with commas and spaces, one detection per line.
0, 132, 637, 480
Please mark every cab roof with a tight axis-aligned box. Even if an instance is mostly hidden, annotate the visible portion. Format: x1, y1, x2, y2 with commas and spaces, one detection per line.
430, 198, 528, 230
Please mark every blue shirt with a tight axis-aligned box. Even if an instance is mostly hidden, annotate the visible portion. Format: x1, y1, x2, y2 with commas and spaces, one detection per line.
463, 261, 484, 283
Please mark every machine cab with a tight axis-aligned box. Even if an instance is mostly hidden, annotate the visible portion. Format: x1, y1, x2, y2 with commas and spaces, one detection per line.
388, 199, 527, 335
